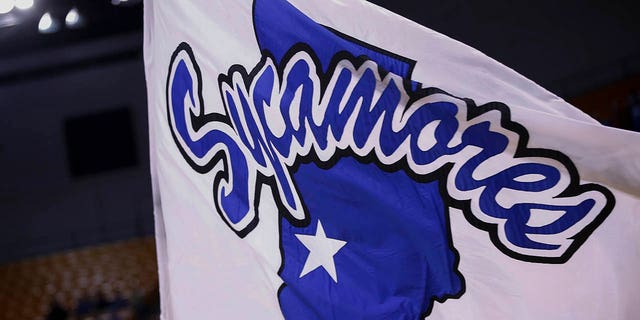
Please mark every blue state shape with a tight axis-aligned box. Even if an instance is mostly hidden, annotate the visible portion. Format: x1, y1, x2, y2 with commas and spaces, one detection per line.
279, 157, 462, 319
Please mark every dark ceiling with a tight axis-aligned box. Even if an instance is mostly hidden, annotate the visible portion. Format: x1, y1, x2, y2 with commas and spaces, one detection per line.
1, 0, 639, 98
0, 0, 142, 59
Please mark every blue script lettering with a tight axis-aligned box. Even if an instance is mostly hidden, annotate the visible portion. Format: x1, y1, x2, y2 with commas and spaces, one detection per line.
167, 46, 611, 262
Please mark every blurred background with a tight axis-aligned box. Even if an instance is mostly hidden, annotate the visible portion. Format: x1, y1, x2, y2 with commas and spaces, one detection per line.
0, 0, 638, 319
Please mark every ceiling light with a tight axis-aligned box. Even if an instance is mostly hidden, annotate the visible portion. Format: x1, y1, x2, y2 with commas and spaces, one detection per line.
38, 12, 59, 33
15, 0, 33, 10
0, 0, 14, 14
65, 7, 81, 28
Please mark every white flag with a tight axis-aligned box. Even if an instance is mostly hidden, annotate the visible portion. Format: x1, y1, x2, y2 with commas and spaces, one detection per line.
144, 0, 640, 319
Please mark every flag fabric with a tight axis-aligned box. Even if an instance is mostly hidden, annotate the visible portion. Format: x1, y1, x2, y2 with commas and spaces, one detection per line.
143, 0, 640, 319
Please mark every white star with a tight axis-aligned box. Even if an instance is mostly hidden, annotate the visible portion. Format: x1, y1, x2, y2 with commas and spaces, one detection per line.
295, 220, 347, 283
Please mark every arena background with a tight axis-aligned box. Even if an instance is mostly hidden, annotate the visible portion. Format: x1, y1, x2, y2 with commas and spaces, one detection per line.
1, 0, 639, 319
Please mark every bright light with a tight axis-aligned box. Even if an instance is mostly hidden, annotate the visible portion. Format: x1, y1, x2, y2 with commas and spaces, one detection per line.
0, 0, 14, 14
38, 12, 51, 30
65, 7, 80, 27
38, 12, 58, 33
15, 0, 33, 10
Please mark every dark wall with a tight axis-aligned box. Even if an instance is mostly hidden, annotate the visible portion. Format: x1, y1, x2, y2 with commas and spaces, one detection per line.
0, 56, 152, 263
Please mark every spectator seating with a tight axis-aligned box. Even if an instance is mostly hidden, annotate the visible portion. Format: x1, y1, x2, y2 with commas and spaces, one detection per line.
0, 237, 158, 320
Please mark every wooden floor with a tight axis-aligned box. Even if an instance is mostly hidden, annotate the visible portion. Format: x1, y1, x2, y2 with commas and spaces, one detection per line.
0, 237, 158, 320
